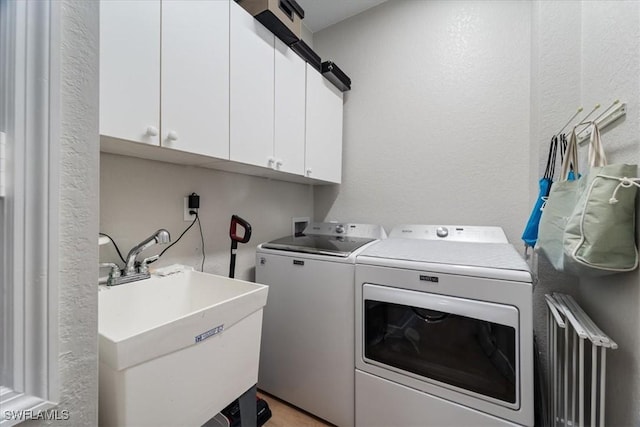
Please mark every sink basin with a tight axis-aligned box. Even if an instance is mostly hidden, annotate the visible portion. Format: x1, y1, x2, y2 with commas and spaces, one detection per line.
98, 270, 269, 427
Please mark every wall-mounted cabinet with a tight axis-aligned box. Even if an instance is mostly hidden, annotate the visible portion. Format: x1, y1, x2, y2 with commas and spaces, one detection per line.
305, 64, 344, 183
100, 0, 229, 157
100, 0, 343, 185
274, 38, 306, 176
229, 2, 275, 168
100, 0, 160, 146
161, 0, 229, 158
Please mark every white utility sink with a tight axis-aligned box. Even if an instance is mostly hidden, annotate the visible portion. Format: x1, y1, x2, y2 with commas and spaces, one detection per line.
98, 270, 269, 427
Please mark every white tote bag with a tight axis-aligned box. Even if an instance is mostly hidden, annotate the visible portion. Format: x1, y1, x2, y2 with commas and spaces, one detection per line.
537, 129, 581, 271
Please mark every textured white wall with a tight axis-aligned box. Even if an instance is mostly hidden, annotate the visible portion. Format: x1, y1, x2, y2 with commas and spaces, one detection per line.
56, 0, 100, 424
577, 2, 640, 425
531, 1, 640, 425
26, 1, 100, 426
100, 154, 313, 281
301, 22, 314, 48
312, 0, 532, 244
529, 0, 582, 379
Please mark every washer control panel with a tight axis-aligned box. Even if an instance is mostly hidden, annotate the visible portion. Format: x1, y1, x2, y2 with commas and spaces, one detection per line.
388, 225, 508, 243
304, 222, 387, 239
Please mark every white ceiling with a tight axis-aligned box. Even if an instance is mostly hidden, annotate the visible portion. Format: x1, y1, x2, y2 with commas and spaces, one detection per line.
296, 0, 388, 33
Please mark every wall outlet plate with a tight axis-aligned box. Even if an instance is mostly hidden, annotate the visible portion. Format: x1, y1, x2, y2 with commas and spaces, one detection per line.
184, 197, 196, 221
292, 217, 310, 236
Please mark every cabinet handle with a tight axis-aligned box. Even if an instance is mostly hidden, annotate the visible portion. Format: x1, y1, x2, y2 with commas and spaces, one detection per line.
267, 156, 276, 169
167, 130, 179, 142
146, 126, 159, 137
276, 159, 283, 170
306, 168, 312, 176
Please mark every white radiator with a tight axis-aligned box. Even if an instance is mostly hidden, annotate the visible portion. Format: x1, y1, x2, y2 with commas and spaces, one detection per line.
545, 293, 617, 427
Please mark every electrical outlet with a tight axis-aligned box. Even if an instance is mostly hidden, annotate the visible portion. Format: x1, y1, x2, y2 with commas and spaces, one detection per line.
184, 197, 196, 221
292, 217, 310, 236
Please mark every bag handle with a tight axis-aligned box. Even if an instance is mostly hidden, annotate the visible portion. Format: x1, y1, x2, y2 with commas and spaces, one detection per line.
588, 123, 607, 167
544, 133, 570, 181
560, 128, 579, 181
543, 136, 558, 180
559, 133, 568, 170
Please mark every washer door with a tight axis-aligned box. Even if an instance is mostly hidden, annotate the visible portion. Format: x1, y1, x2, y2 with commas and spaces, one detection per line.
362, 284, 519, 407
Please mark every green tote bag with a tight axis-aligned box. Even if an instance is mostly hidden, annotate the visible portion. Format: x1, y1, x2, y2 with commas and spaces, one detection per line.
563, 123, 639, 275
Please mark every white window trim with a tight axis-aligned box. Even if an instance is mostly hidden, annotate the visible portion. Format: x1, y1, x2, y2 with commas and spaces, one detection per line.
1, 0, 60, 425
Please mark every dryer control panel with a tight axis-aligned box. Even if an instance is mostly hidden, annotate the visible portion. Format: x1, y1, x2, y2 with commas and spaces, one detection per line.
388, 225, 508, 243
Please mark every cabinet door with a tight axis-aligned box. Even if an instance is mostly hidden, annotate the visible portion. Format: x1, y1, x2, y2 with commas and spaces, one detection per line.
274, 39, 305, 175
305, 65, 343, 183
161, 0, 229, 159
229, 2, 275, 168
100, 0, 160, 145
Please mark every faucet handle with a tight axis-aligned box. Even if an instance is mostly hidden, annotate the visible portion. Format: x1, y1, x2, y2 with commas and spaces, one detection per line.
140, 255, 159, 274
99, 262, 121, 286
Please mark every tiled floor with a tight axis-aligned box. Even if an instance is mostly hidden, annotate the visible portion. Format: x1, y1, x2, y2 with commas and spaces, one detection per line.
258, 391, 333, 427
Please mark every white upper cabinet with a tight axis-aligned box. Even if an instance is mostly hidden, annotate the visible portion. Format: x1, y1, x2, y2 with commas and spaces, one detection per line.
100, 0, 344, 184
305, 64, 344, 184
100, 0, 160, 145
274, 38, 306, 175
161, 0, 229, 158
229, 2, 275, 168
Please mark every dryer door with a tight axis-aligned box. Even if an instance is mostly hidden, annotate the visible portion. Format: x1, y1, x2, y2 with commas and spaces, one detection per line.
362, 284, 519, 407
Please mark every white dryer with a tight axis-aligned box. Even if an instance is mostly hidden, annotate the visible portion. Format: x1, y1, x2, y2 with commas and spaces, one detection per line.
355, 225, 534, 426
255, 222, 386, 427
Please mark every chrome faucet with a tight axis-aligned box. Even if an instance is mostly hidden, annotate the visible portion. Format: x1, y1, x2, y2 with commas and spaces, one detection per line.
124, 229, 171, 275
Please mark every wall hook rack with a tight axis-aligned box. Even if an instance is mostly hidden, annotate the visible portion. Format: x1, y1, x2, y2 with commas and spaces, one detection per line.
577, 101, 627, 146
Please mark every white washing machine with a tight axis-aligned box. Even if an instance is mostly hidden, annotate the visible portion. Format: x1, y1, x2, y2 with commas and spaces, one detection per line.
355, 225, 534, 427
255, 222, 386, 427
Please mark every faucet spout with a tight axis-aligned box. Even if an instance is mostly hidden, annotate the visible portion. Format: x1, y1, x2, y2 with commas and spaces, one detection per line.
124, 229, 171, 274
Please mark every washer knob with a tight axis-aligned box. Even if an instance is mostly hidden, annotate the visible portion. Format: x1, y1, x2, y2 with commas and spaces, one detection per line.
436, 226, 449, 238
335, 224, 345, 234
